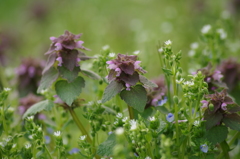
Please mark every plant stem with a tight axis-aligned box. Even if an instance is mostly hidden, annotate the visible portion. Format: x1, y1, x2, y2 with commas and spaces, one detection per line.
219, 140, 230, 159
128, 105, 134, 119
229, 131, 240, 146
172, 75, 180, 147
68, 108, 92, 144
44, 145, 53, 159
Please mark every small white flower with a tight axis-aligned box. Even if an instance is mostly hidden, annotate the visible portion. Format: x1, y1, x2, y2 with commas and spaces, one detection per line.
102, 45, 109, 50
26, 116, 34, 121
116, 113, 123, 118
149, 116, 156, 121
145, 156, 152, 159
132, 140, 135, 144
115, 127, 124, 135
194, 120, 200, 127
25, 144, 31, 149
80, 135, 86, 141
12, 144, 17, 149
109, 52, 115, 57
130, 120, 137, 130
184, 81, 194, 86
201, 25, 211, 34
38, 127, 42, 132
133, 50, 140, 55
40, 89, 48, 94
0, 142, 5, 147
217, 28, 227, 40
158, 47, 163, 53
54, 131, 61, 137
164, 40, 172, 46
97, 100, 102, 104
190, 42, 199, 50
122, 117, 128, 122
188, 50, 195, 57
221, 10, 230, 19
113, 121, 118, 125
28, 135, 33, 140
87, 101, 94, 106
4, 88, 11, 92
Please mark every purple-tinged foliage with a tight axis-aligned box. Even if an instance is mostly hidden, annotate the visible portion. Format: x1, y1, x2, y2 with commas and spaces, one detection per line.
145, 76, 167, 108
106, 53, 146, 91
196, 64, 226, 92
218, 58, 240, 91
16, 58, 44, 97
18, 93, 45, 120
43, 30, 91, 74
203, 89, 240, 130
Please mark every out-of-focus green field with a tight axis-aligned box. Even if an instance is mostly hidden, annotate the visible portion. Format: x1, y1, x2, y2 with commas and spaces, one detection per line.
1, 0, 239, 77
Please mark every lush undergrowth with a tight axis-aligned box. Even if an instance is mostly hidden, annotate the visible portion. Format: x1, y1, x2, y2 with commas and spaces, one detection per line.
1, 0, 240, 159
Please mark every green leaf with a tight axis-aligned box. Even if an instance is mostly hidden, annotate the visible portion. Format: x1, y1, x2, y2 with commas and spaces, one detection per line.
120, 85, 147, 112
58, 66, 80, 82
37, 67, 59, 93
102, 81, 124, 103
139, 75, 158, 88
222, 113, 240, 131
97, 134, 116, 156
227, 104, 240, 113
55, 76, 85, 106
162, 68, 173, 76
22, 100, 54, 119
204, 111, 223, 130
81, 69, 101, 80
42, 53, 56, 74
134, 107, 153, 119
206, 125, 228, 144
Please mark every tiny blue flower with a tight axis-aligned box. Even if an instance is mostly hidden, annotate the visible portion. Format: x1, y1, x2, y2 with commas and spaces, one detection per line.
166, 113, 174, 122
200, 144, 208, 153
108, 131, 113, 135
69, 148, 80, 155
157, 96, 167, 106
45, 136, 51, 144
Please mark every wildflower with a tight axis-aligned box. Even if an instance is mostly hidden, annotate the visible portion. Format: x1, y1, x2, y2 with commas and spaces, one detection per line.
69, 148, 80, 155
166, 113, 174, 122
25, 144, 32, 149
201, 100, 209, 109
164, 40, 172, 46
190, 42, 199, 50
79, 135, 86, 141
116, 113, 123, 118
122, 117, 128, 122
26, 116, 34, 121
158, 47, 163, 53
102, 45, 109, 51
188, 50, 195, 57
212, 71, 223, 82
106, 54, 146, 90
193, 120, 200, 126
200, 144, 208, 153
217, 28, 227, 40
133, 50, 140, 55
149, 116, 156, 121
130, 120, 138, 130
54, 131, 61, 137
115, 127, 124, 135
4, 88, 11, 92
109, 52, 115, 57
44, 31, 91, 74
45, 136, 51, 144
145, 156, 152, 159
201, 25, 211, 34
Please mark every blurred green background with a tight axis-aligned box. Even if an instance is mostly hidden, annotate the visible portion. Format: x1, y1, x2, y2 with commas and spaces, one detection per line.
0, 0, 239, 76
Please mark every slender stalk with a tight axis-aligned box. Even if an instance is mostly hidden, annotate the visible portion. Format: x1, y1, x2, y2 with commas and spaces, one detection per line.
68, 108, 92, 144
44, 145, 53, 159
1, 106, 8, 135
229, 131, 240, 146
128, 105, 134, 119
219, 140, 230, 159
173, 75, 180, 147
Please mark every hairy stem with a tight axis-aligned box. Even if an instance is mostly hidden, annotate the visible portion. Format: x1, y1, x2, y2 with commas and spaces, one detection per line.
128, 105, 134, 119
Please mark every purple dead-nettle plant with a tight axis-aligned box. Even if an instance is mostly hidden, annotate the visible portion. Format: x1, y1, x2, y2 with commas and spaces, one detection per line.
102, 53, 157, 118
203, 89, 240, 130
196, 64, 226, 92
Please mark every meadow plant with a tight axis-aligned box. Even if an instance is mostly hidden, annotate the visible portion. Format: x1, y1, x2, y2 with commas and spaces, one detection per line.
0, 26, 240, 159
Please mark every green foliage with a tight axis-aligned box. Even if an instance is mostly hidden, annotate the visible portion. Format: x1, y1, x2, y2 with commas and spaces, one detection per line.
102, 81, 124, 103
22, 100, 54, 119
206, 125, 228, 144
58, 66, 80, 82
97, 134, 116, 156
222, 113, 240, 131
120, 85, 147, 112
37, 67, 59, 93
139, 75, 158, 88
55, 76, 85, 106
81, 69, 101, 80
